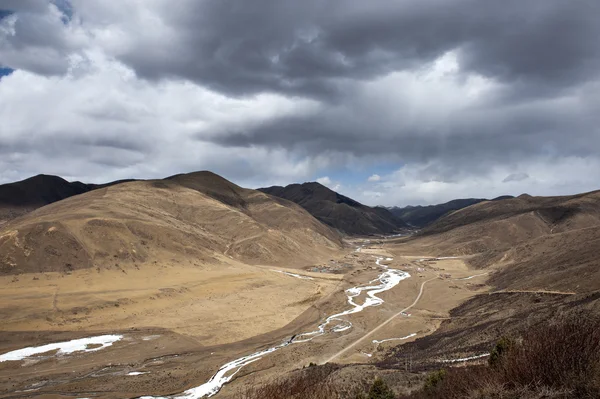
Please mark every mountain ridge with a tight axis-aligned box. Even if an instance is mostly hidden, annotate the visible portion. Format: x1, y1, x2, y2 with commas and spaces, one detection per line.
259, 182, 408, 236
0, 172, 342, 275
388, 196, 515, 228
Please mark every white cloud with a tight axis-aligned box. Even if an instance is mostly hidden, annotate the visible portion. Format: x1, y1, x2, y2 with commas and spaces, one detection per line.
343, 156, 600, 207
0, 53, 320, 186
0, 1, 598, 210
316, 176, 332, 185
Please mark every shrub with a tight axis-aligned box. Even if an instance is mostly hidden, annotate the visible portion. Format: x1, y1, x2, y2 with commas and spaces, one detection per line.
367, 377, 396, 399
422, 369, 446, 392
400, 313, 600, 399
499, 313, 600, 394
488, 336, 515, 368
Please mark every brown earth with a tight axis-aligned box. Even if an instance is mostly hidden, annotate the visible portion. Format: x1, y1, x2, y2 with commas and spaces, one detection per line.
1, 181, 600, 399
224, 188, 600, 398
396, 190, 600, 292
0, 172, 342, 275
0, 238, 488, 399
0, 174, 136, 227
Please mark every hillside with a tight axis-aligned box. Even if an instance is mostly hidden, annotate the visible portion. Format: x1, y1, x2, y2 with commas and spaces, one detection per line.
0, 174, 135, 225
0, 171, 342, 275
389, 196, 514, 228
403, 190, 600, 292
0, 174, 89, 224
259, 182, 408, 236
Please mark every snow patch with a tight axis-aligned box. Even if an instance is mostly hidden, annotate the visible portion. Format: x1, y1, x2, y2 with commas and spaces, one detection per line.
0, 335, 123, 363
271, 270, 314, 280
372, 333, 417, 344
441, 353, 490, 363
456, 273, 488, 280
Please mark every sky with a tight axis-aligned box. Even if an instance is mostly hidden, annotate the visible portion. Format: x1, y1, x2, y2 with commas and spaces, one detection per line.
0, 0, 599, 207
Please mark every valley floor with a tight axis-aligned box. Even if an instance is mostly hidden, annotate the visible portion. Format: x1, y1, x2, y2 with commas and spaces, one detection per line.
0, 238, 490, 399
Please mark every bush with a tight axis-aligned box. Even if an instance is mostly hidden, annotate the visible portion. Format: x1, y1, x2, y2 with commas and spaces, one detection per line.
238, 314, 600, 399
422, 369, 446, 392
367, 377, 395, 399
400, 313, 600, 399
488, 336, 514, 368
236, 364, 341, 399
499, 314, 600, 394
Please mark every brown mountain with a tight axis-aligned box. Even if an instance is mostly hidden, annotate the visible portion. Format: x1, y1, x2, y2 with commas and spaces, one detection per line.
0, 174, 89, 224
388, 196, 513, 228
0, 174, 135, 225
0, 171, 342, 275
259, 182, 408, 236
409, 190, 600, 292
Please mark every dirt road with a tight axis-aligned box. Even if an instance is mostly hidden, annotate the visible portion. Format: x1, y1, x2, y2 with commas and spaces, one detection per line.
323, 275, 439, 363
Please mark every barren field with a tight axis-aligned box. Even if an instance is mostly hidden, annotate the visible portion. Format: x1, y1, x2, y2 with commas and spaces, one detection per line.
0, 237, 490, 399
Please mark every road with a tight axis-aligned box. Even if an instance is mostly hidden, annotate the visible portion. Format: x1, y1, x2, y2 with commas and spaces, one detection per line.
323, 275, 439, 364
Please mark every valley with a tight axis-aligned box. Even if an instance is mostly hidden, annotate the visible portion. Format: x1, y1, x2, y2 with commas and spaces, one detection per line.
0, 235, 487, 399
1, 173, 599, 399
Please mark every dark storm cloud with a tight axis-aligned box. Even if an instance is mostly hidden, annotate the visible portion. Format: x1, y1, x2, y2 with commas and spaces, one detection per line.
209, 77, 600, 178
115, 0, 600, 99
1, 0, 600, 203
0, 0, 47, 12
0, 0, 78, 75
503, 173, 529, 183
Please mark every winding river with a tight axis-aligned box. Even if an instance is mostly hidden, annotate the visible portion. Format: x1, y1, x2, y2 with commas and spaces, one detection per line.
141, 255, 410, 399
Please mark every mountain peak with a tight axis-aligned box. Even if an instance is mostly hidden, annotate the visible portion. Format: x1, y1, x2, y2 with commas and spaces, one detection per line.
259, 182, 407, 235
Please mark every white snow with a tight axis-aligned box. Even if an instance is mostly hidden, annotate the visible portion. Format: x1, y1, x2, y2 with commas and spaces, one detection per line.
456, 273, 488, 280
372, 333, 417, 344
143, 254, 411, 398
332, 323, 352, 333
271, 270, 314, 280
441, 353, 490, 363
0, 335, 123, 363
293, 257, 410, 343
128, 371, 148, 376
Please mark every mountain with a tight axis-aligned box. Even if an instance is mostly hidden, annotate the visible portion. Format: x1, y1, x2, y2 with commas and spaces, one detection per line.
0, 171, 342, 275
0, 174, 135, 225
389, 196, 515, 228
389, 199, 487, 228
258, 182, 408, 236
0, 174, 89, 224
409, 190, 600, 292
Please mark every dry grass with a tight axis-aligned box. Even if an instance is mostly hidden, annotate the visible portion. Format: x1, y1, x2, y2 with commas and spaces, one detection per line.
236, 314, 600, 399
400, 313, 600, 399
236, 364, 345, 399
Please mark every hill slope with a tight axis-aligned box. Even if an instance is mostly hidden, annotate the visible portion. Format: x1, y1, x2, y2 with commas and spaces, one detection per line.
0, 172, 342, 275
0, 174, 135, 225
259, 182, 408, 236
407, 190, 600, 292
0, 175, 89, 224
389, 196, 514, 228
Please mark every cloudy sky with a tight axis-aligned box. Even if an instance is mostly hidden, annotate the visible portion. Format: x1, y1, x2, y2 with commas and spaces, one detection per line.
1, 0, 599, 206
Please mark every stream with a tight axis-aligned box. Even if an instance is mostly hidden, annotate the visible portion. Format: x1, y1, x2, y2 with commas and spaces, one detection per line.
141, 255, 410, 399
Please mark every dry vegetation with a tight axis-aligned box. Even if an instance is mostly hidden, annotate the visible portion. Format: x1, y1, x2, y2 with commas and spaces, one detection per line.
400, 313, 600, 399
0, 172, 342, 275
234, 314, 600, 399
236, 364, 344, 399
